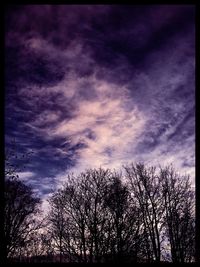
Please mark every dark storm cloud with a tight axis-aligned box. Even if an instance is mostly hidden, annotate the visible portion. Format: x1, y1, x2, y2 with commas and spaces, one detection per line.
5, 5, 194, 64
5, 5, 110, 51
5, 5, 195, 211
84, 6, 194, 68
5, 41, 65, 87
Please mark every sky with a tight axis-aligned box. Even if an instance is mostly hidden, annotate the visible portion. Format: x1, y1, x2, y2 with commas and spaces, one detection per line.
5, 5, 195, 211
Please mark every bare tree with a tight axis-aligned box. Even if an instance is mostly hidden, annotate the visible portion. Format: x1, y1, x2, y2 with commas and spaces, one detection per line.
124, 163, 164, 262
48, 189, 68, 262
4, 146, 41, 262
48, 176, 90, 263
17, 217, 52, 263
48, 168, 114, 263
47, 164, 195, 263
104, 172, 133, 262
78, 168, 112, 263
4, 178, 41, 260
160, 166, 195, 263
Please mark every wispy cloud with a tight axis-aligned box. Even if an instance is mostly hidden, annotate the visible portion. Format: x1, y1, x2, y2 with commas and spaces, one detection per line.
17, 171, 35, 181
5, 5, 195, 206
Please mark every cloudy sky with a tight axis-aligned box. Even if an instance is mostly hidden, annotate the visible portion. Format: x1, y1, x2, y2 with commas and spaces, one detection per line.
5, 5, 195, 210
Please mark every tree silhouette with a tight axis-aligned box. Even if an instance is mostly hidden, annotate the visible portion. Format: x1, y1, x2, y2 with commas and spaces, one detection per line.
104, 172, 139, 262
4, 178, 41, 259
48, 168, 113, 263
160, 166, 195, 263
48, 189, 69, 262
124, 163, 164, 262
4, 147, 41, 261
5, 161, 194, 263
78, 168, 111, 263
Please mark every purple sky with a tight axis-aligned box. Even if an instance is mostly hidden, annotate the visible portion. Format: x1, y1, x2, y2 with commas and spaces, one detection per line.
5, 5, 195, 211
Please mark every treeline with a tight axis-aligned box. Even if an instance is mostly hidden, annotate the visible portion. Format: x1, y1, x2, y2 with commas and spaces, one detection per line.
4, 159, 195, 263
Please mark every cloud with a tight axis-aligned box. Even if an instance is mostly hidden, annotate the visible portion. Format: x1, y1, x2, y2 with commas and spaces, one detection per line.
5, 5, 195, 205
17, 171, 35, 181
8, 27, 195, 182
27, 70, 146, 177
134, 134, 195, 185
